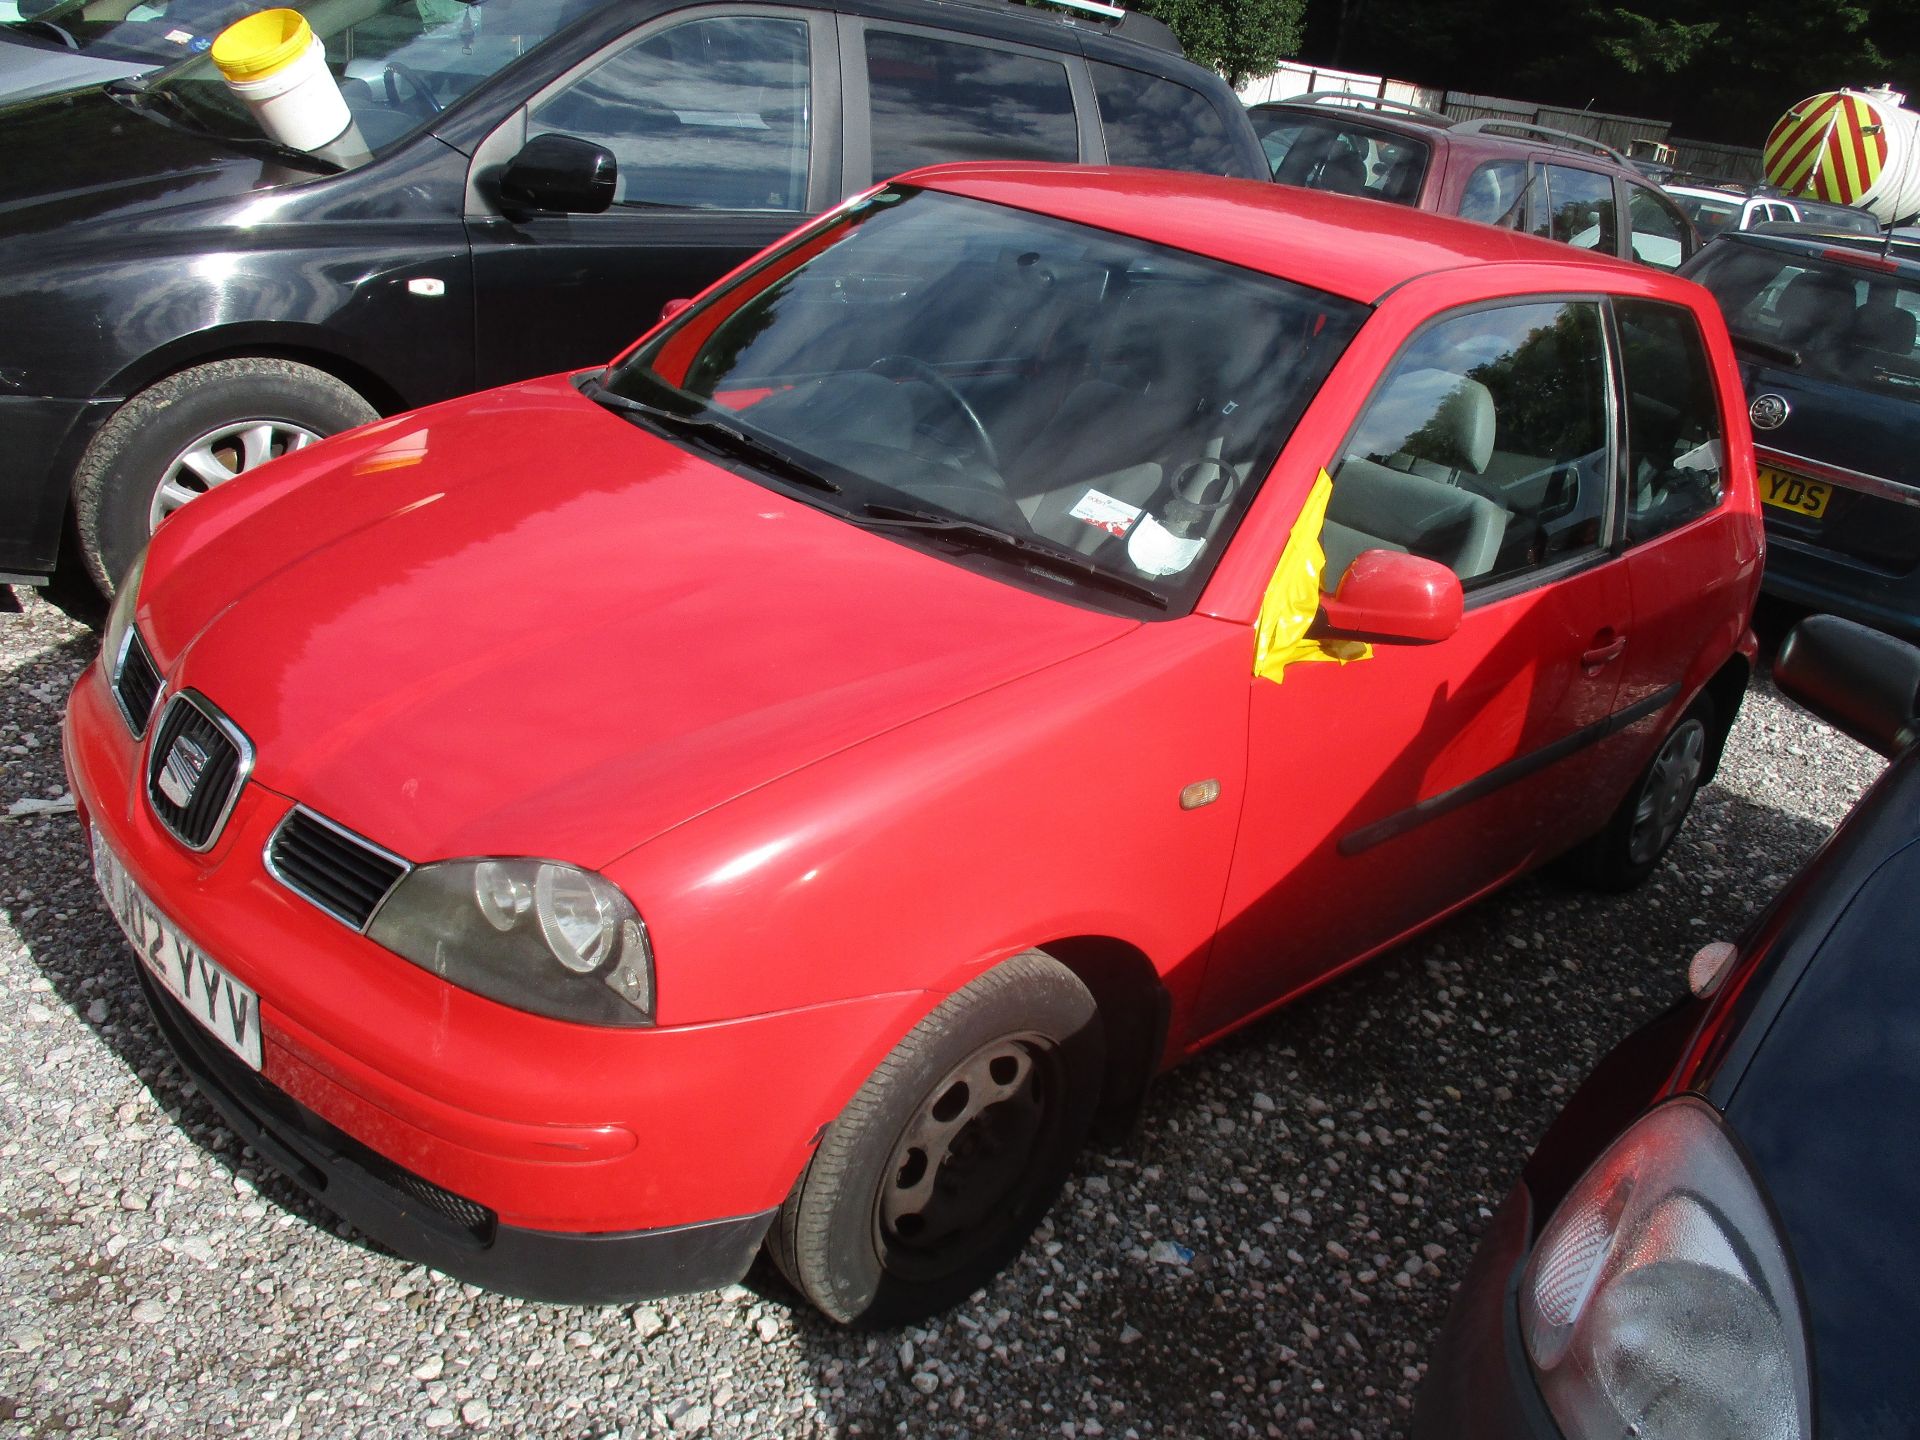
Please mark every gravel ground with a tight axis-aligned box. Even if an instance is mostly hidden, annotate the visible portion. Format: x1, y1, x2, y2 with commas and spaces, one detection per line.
0, 589, 1884, 1440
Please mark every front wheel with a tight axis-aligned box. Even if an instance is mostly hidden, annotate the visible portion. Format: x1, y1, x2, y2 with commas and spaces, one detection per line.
769, 952, 1103, 1326
1570, 696, 1714, 892
73, 358, 378, 596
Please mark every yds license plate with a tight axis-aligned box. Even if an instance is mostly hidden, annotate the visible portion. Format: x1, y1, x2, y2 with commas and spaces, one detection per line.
1758, 466, 1831, 519
93, 829, 261, 1069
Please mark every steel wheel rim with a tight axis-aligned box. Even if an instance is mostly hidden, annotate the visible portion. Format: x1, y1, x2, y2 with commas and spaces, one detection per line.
1628, 717, 1707, 866
148, 419, 322, 531
874, 1031, 1060, 1281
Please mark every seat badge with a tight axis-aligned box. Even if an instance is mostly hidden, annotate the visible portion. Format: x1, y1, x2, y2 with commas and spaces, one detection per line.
1750, 393, 1790, 430
158, 734, 211, 808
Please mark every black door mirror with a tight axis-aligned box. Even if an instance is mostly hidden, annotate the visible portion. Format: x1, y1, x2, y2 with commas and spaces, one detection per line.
1775, 614, 1920, 758
498, 134, 617, 217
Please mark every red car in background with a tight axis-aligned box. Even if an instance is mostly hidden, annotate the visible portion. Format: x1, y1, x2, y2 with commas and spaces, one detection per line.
64, 164, 1761, 1326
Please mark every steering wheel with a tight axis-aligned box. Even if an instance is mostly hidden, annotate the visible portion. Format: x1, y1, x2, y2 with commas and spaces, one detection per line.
15, 16, 78, 46
383, 61, 442, 115
869, 355, 1002, 476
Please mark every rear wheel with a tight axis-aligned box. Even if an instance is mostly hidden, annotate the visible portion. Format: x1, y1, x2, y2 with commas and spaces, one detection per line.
73, 358, 377, 596
769, 952, 1103, 1326
1570, 695, 1714, 891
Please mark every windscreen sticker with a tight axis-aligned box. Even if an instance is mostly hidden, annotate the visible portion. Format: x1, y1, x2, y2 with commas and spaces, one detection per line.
1068, 489, 1142, 537
164, 28, 193, 42
1127, 512, 1205, 576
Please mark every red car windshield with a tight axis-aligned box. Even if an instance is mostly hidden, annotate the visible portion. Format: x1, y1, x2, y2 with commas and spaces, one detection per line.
607, 186, 1366, 612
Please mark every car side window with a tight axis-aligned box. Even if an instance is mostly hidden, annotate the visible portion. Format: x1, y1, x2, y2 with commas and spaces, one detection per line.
1249, 111, 1429, 201
528, 15, 812, 211
1625, 184, 1689, 270
1324, 301, 1612, 592
1458, 160, 1527, 226
1091, 62, 1244, 176
865, 30, 1079, 183
1616, 300, 1725, 544
1543, 165, 1617, 254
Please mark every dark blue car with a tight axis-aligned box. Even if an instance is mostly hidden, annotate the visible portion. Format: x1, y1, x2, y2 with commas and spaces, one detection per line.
1415, 614, 1920, 1440
1683, 229, 1920, 637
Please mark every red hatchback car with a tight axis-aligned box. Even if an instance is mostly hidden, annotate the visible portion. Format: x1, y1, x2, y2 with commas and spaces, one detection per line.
64, 164, 1761, 1326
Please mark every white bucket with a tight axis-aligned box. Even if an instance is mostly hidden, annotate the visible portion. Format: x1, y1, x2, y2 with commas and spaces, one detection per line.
212, 12, 351, 154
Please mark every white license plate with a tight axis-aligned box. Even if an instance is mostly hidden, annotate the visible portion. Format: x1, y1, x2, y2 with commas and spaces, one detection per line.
93, 828, 262, 1070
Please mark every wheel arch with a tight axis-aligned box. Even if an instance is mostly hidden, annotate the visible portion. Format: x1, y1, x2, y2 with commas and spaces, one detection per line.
98, 327, 413, 421
1698, 652, 1751, 785
1031, 935, 1172, 1141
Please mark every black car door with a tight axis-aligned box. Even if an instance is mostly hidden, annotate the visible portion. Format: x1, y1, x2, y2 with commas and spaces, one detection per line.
464, 5, 843, 390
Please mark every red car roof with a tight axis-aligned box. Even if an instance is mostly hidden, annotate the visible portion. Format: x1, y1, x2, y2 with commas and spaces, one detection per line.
905, 161, 1635, 304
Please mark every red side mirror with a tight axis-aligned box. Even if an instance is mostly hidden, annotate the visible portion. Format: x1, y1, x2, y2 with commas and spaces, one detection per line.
1317, 548, 1462, 645
658, 297, 693, 324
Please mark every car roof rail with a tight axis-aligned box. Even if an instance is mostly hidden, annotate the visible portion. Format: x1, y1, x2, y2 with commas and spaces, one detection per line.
983, 0, 1183, 53
1270, 90, 1450, 124
1448, 117, 1634, 166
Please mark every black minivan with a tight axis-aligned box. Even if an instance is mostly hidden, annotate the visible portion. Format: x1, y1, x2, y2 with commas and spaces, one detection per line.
0, 0, 1263, 596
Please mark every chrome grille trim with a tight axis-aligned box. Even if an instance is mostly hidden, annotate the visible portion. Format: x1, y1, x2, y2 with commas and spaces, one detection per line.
264, 806, 412, 932
110, 628, 164, 738
145, 691, 253, 852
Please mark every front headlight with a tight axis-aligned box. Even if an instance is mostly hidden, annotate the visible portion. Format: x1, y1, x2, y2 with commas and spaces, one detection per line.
368, 859, 654, 1026
102, 549, 147, 690
1519, 1096, 1811, 1440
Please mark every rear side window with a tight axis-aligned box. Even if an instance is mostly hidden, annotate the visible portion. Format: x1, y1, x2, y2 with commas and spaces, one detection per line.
1542, 166, 1617, 255
1248, 110, 1429, 203
1625, 185, 1689, 270
1324, 300, 1612, 591
865, 31, 1078, 183
1617, 300, 1725, 543
1458, 160, 1527, 226
1091, 62, 1244, 176
530, 16, 812, 211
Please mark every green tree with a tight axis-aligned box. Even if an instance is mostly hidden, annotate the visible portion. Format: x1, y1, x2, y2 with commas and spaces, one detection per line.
1136, 0, 1307, 88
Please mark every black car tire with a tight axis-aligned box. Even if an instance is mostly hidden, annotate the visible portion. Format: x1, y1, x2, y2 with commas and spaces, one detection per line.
1570, 694, 1715, 892
74, 358, 377, 596
768, 951, 1103, 1327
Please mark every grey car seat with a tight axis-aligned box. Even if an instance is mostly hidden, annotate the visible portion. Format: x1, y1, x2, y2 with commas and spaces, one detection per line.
1323, 371, 1506, 584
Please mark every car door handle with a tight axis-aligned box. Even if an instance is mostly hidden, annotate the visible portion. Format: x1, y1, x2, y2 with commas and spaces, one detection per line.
1582, 634, 1628, 668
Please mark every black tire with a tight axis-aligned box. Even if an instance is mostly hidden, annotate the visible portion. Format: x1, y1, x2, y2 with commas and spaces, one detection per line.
73, 358, 378, 596
1569, 694, 1715, 892
769, 952, 1103, 1326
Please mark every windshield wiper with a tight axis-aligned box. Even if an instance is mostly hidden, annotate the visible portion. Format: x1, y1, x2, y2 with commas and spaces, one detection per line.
852, 501, 1168, 610
106, 81, 342, 172
1729, 329, 1801, 369
583, 378, 841, 494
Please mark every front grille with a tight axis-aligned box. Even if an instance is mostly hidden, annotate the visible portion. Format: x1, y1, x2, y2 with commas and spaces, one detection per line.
112, 630, 163, 737
370, 1159, 495, 1235
266, 807, 410, 931
146, 692, 250, 851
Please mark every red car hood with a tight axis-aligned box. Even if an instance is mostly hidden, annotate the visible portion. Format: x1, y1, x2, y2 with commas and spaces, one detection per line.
142, 377, 1135, 867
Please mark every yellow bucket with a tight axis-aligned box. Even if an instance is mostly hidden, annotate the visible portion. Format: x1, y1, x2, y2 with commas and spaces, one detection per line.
211, 9, 314, 84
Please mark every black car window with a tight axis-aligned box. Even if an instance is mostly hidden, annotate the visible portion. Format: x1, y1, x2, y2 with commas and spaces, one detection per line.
530, 16, 811, 212
1616, 300, 1725, 544
1625, 184, 1689, 270
865, 30, 1078, 183
1673, 193, 1740, 240
1687, 244, 1920, 395
1459, 160, 1528, 226
1247, 109, 1429, 201
1324, 301, 1612, 592
1092, 63, 1246, 176
1543, 165, 1617, 255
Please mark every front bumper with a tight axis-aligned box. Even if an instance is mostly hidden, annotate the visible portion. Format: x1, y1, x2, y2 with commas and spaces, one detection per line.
1412, 1184, 1560, 1439
139, 960, 775, 1303
65, 655, 930, 1296
0, 392, 114, 579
